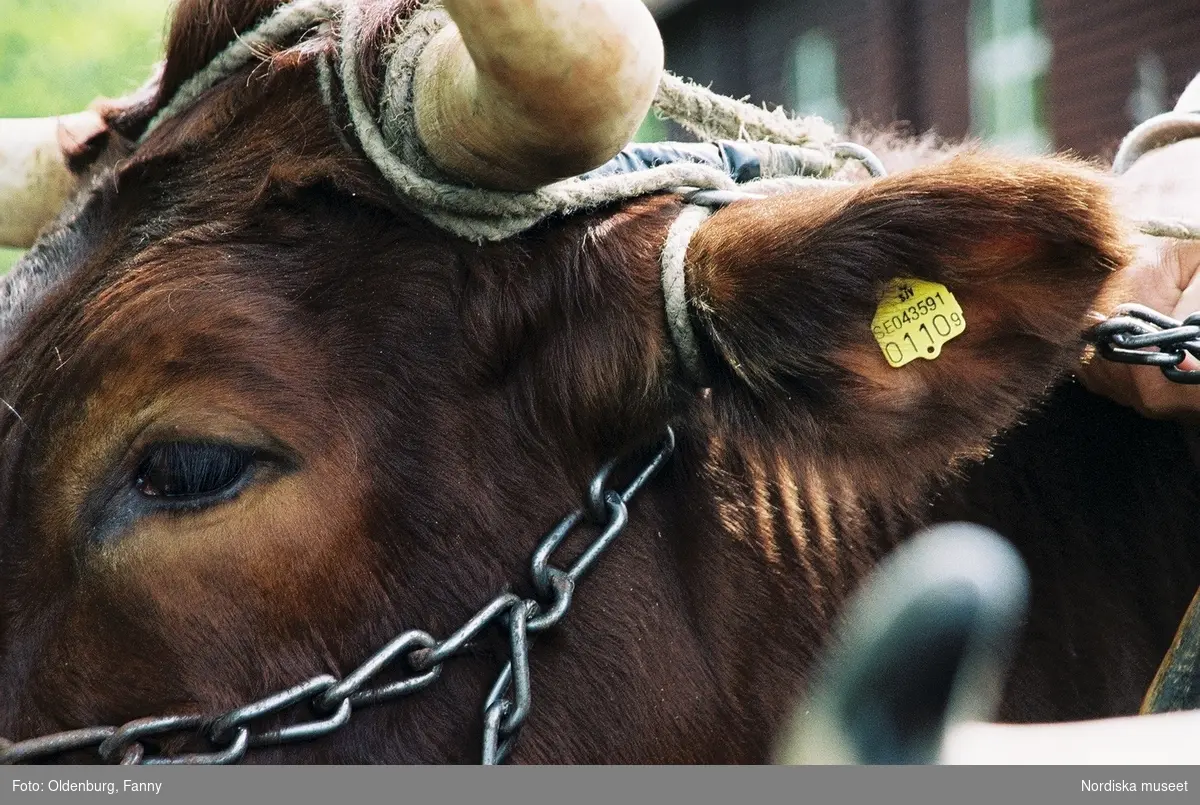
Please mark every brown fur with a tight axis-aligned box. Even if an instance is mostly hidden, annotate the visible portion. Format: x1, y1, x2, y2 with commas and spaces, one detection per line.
0, 0, 1188, 764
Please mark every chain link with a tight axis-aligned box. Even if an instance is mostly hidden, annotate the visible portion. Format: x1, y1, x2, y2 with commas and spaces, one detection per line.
6, 298, 1200, 766
5, 299, 1199, 766
1090, 304, 1200, 384
0, 426, 676, 766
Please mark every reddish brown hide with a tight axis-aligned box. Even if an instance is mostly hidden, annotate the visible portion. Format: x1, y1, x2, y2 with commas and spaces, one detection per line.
0, 0, 1192, 764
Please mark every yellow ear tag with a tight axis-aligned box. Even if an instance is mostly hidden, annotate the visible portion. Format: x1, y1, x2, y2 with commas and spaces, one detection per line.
871, 278, 966, 368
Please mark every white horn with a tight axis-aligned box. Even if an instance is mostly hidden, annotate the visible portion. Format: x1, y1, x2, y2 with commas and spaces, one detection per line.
940, 709, 1200, 764
413, 0, 665, 190
1174, 71, 1200, 114
0, 112, 103, 248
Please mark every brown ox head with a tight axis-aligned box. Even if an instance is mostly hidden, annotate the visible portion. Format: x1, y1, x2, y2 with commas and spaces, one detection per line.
0, 0, 1129, 763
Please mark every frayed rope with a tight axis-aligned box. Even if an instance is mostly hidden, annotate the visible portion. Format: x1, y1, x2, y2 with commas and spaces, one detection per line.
140, 0, 843, 243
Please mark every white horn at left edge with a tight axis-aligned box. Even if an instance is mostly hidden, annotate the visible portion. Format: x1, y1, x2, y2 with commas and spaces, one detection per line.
0, 112, 102, 249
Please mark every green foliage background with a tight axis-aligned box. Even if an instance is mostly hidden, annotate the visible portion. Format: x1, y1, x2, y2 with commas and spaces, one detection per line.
0, 0, 171, 272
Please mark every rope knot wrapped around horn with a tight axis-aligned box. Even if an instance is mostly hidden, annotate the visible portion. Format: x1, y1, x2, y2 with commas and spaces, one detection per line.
3, 0, 849, 246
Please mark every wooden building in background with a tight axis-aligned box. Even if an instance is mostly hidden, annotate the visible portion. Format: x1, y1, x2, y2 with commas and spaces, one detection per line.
644, 0, 1200, 159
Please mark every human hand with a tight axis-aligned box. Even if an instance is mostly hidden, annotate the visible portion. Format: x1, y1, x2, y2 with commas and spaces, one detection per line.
1078, 120, 1200, 420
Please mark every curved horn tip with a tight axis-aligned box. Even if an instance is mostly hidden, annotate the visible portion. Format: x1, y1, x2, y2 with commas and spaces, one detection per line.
414, 0, 665, 190
0, 111, 102, 248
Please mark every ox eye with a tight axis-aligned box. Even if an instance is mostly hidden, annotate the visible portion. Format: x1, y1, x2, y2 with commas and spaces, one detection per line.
134, 442, 254, 502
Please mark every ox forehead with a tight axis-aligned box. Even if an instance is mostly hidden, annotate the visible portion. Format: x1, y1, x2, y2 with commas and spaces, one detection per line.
0, 0, 1181, 766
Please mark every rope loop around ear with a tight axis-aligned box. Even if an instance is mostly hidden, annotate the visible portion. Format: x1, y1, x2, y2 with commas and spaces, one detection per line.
660, 203, 714, 384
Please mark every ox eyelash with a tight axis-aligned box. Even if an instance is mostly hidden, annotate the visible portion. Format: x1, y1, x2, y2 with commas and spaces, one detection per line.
134, 441, 256, 504
79, 439, 292, 545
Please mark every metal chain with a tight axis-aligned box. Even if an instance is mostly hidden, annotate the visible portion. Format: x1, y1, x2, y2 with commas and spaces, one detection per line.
1089, 304, 1200, 384
0, 426, 677, 766
7, 301, 1196, 767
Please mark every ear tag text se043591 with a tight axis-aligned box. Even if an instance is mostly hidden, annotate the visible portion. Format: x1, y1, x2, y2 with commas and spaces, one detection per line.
871, 278, 966, 368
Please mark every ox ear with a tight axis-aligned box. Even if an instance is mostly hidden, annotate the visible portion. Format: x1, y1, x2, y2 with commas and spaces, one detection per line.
681, 151, 1128, 482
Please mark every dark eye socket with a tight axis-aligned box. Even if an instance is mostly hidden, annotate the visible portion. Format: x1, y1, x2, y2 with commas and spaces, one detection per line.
134, 442, 254, 502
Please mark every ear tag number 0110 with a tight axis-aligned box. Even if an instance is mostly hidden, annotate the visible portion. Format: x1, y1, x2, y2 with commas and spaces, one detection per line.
871, 278, 966, 368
